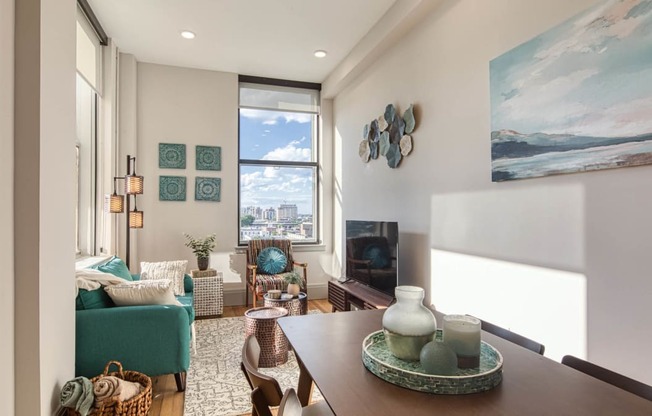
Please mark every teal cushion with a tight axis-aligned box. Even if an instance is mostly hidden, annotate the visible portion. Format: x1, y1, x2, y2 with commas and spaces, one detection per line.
257, 247, 287, 275
176, 294, 195, 323
76, 288, 115, 310
93, 256, 133, 281
362, 244, 390, 269
184, 274, 193, 293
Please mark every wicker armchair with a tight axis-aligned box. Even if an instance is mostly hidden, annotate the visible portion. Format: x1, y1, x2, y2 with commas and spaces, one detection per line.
245, 239, 307, 307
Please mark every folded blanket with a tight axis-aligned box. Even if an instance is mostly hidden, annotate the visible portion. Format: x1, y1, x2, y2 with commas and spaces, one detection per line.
75, 269, 126, 295
94, 376, 144, 407
60, 376, 94, 416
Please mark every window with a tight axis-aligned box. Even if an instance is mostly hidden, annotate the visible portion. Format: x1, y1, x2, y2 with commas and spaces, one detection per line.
76, 5, 101, 256
238, 78, 321, 244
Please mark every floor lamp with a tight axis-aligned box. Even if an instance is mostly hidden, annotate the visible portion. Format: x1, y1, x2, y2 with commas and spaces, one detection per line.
105, 154, 144, 269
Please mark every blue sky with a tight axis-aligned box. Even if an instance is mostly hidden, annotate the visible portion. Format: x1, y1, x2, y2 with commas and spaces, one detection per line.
239, 109, 315, 215
490, 0, 652, 137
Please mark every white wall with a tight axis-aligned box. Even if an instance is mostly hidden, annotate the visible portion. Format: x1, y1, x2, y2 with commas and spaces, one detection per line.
125, 62, 334, 302
0, 0, 14, 413
332, 0, 652, 384
14, 0, 77, 414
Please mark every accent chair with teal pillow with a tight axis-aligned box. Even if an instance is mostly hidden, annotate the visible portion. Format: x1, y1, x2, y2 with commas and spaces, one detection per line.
75, 257, 194, 392
245, 239, 308, 308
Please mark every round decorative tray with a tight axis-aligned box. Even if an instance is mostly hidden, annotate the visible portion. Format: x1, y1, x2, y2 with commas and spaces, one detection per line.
362, 330, 503, 394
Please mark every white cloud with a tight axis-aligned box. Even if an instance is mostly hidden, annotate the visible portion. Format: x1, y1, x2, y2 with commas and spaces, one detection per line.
240, 167, 313, 213
262, 141, 311, 162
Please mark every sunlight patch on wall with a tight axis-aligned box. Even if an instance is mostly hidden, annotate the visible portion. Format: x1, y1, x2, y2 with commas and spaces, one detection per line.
211, 252, 243, 283
431, 249, 586, 361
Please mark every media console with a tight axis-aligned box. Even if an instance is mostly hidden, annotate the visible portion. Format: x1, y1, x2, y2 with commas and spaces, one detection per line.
327, 279, 394, 312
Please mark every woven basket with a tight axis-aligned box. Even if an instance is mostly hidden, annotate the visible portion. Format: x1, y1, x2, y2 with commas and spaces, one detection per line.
68, 361, 152, 416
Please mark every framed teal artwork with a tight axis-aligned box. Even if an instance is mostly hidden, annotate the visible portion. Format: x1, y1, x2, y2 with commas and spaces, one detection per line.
195, 177, 221, 202
159, 143, 186, 169
159, 176, 186, 201
196, 145, 221, 171
490, 0, 652, 181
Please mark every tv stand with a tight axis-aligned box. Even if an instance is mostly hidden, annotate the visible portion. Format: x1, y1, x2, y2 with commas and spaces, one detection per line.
328, 279, 394, 312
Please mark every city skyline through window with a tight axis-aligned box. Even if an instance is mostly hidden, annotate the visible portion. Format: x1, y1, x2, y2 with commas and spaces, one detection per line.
238, 80, 320, 243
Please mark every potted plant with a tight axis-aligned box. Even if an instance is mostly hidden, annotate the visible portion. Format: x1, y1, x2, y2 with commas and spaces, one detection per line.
183, 233, 216, 271
284, 270, 304, 297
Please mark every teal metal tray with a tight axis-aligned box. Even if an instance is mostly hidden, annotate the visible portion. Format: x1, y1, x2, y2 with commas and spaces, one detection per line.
362, 330, 503, 394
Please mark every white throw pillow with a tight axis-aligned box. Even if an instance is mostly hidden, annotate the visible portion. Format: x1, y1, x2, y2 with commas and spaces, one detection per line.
104, 280, 182, 306
140, 260, 188, 296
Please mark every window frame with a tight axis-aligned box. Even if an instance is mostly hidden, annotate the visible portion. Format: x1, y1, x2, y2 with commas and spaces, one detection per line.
75, 4, 102, 258
237, 75, 321, 246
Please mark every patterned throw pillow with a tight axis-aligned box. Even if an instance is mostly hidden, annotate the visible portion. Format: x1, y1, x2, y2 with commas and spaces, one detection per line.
140, 260, 188, 296
257, 247, 287, 275
104, 280, 182, 306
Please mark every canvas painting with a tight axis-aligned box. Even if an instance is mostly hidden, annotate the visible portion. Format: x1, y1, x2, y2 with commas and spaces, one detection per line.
490, 0, 652, 182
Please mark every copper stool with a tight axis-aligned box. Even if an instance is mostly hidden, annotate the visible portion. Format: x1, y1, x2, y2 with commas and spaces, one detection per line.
244, 307, 289, 367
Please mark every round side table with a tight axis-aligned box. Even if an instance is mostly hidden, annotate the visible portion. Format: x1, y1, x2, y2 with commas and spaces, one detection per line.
244, 307, 289, 367
263, 292, 308, 316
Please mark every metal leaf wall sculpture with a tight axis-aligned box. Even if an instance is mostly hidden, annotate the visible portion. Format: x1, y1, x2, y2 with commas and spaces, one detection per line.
359, 103, 417, 168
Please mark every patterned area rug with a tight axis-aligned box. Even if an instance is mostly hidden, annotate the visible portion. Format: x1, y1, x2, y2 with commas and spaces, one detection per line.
183, 313, 323, 416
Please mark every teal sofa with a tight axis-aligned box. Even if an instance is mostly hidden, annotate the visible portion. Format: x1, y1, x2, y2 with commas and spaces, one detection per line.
75, 257, 194, 391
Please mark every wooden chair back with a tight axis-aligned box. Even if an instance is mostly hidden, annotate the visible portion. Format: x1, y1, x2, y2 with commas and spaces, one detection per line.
278, 388, 303, 416
241, 335, 284, 408
562, 355, 652, 401
476, 317, 545, 355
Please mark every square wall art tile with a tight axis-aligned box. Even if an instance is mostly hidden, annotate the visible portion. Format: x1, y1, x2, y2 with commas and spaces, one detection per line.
159, 143, 186, 169
196, 145, 221, 171
195, 177, 221, 202
159, 176, 186, 201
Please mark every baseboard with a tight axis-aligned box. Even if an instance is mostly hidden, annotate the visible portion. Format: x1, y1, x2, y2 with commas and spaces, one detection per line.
223, 283, 328, 307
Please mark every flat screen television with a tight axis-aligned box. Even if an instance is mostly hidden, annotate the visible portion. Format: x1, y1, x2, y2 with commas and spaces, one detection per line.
345, 220, 398, 297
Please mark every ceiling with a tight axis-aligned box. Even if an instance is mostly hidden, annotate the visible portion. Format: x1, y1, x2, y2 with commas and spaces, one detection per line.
88, 0, 397, 84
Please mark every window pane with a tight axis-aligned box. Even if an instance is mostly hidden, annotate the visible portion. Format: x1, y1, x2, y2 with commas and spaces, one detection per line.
240, 82, 319, 113
240, 165, 315, 242
239, 109, 314, 161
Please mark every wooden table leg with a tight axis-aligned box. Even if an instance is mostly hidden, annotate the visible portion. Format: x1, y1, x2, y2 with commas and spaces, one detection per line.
296, 357, 314, 406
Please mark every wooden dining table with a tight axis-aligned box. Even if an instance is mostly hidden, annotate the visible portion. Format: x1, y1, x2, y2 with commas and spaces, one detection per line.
277, 309, 652, 415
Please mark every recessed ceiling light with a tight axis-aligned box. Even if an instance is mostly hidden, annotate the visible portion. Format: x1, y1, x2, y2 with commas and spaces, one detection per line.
314, 50, 327, 58
181, 30, 196, 39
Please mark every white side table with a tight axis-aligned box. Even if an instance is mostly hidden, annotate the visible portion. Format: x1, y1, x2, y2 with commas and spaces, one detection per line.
191, 269, 224, 317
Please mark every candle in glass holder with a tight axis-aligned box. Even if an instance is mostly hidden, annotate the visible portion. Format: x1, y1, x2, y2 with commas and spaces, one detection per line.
443, 314, 481, 368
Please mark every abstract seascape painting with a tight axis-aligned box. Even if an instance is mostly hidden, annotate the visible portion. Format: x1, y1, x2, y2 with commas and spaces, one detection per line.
490, 0, 652, 181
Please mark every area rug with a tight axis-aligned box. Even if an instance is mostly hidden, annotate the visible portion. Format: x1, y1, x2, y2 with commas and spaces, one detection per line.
183, 313, 323, 416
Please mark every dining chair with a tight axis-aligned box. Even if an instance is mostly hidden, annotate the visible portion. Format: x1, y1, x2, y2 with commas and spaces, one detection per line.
472, 316, 546, 355
251, 387, 335, 416
243, 336, 335, 416
561, 355, 652, 401
241, 335, 284, 416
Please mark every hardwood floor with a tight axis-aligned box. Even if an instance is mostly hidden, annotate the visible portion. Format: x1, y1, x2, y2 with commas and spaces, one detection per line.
148, 299, 333, 416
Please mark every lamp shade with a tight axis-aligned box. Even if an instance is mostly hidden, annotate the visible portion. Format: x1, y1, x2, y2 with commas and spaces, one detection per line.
125, 175, 144, 194
104, 193, 124, 213
129, 208, 144, 228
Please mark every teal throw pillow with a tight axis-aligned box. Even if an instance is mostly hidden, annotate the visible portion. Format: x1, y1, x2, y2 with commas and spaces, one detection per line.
257, 247, 288, 275
93, 256, 133, 281
76, 288, 115, 310
362, 244, 391, 269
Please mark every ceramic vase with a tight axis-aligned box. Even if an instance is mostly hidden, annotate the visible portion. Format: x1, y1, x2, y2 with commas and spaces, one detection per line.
197, 257, 209, 271
382, 286, 437, 361
287, 283, 300, 297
